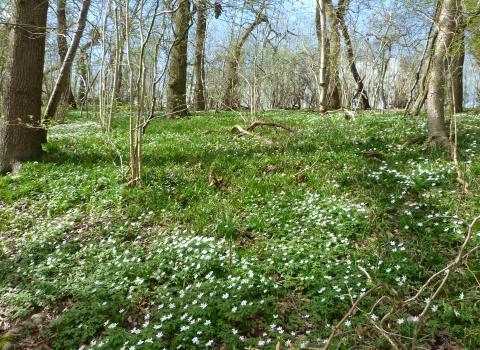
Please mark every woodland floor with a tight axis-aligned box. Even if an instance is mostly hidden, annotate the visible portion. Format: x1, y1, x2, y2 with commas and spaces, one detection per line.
1, 110, 480, 349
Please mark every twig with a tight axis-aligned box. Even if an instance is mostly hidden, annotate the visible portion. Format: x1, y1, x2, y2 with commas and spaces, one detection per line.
231, 124, 254, 138
245, 121, 294, 133
405, 215, 480, 304
369, 320, 405, 350
358, 265, 373, 285
322, 284, 385, 350
369, 295, 391, 315
408, 215, 480, 348
292, 158, 321, 178
231, 124, 274, 144
325, 108, 356, 120
208, 163, 224, 188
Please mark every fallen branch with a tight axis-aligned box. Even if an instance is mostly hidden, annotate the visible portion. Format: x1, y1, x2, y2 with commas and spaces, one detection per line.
343, 109, 356, 120
320, 185, 479, 350
409, 214, 480, 348
325, 108, 356, 119
245, 121, 294, 133
231, 124, 274, 144
230, 120, 294, 145
362, 150, 385, 159
291, 157, 321, 179
231, 124, 254, 138
369, 320, 405, 350
401, 136, 425, 148
322, 284, 385, 350
208, 163, 224, 188
406, 215, 480, 305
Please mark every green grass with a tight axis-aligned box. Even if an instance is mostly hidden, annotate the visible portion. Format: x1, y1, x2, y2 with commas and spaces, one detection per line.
1, 110, 480, 349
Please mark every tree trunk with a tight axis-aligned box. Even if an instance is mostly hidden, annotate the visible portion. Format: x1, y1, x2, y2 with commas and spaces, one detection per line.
326, 0, 341, 109
222, 46, 241, 110
451, 11, 465, 114
78, 41, 92, 106
408, 37, 438, 115
409, 4, 443, 116
0, 26, 9, 104
0, 0, 49, 173
451, 48, 464, 114
56, 0, 77, 109
113, 4, 125, 103
336, 0, 370, 109
105, 3, 125, 132
316, 0, 328, 113
222, 11, 267, 110
374, 44, 391, 109
193, 0, 207, 111
114, 47, 124, 102
44, 0, 91, 125
408, 2, 443, 116
426, 0, 458, 152
166, 0, 191, 117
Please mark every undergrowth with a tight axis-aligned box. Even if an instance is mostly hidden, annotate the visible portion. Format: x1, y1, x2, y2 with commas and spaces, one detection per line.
1, 110, 479, 349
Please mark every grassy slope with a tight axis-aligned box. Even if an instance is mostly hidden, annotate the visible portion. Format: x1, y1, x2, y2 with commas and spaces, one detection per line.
0, 110, 479, 349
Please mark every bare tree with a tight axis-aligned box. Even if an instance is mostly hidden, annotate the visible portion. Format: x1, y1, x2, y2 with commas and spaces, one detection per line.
193, 0, 207, 111
406, 5, 440, 116
125, 0, 166, 185
44, 0, 91, 126
426, 0, 459, 151
112, 3, 125, 104
78, 40, 93, 106
450, 8, 465, 113
316, 0, 328, 112
56, 0, 77, 109
325, 0, 341, 109
336, 0, 370, 109
222, 10, 267, 110
104, 2, 126, 132
166, 0, 191, 117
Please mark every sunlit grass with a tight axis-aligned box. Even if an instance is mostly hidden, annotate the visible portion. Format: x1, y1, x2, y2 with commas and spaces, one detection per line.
1, 110, 479, 349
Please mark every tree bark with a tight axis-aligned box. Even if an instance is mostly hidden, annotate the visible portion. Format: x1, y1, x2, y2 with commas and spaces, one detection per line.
114, 44, 124, 102
193, 0, 207, 111
409, 34, 438, 116
450, 43, 464, 114
426, 0, 459, 151
336, 0, 370, 109
408, 2, 442, 116
451, 10, 465, 114
407, 31, 438, 114
166, 0, 191, 117
78, 41, 92, 106
112, 4, 124, 104
44, 0, 91, 124
0, 26, 9, 104
222, 11, 267, 110
56, 0, 77, 109
316, 0, 328, 112
0, 0, 49, 173
325, 0, 341, 109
